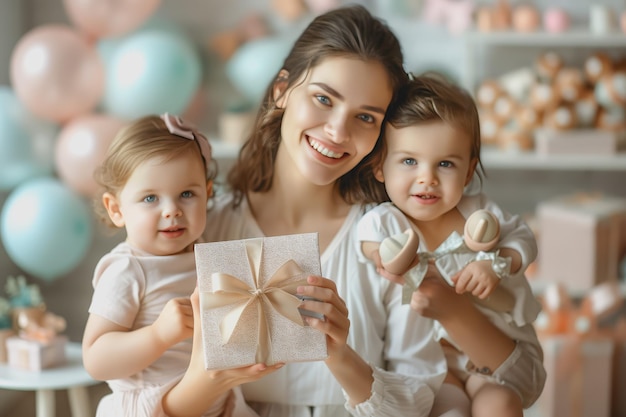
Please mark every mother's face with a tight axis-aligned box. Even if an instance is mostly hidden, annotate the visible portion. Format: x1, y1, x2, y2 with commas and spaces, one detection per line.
274, 56, 393, 187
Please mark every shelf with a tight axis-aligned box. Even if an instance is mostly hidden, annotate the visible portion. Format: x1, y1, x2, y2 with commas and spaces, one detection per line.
210, 139, 626, 171
465, 28, 626, 47
481, 147, 626, 171
209, 139, 240, 160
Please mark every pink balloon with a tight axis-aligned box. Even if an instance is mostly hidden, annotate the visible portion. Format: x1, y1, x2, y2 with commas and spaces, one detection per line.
10, 25, 105, 123
55, 114, 127, 196
63, 0, 161, 38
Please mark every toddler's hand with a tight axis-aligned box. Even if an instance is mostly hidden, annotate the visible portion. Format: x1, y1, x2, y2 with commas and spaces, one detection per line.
452, 260, 500, 299
152, 296, 193, 348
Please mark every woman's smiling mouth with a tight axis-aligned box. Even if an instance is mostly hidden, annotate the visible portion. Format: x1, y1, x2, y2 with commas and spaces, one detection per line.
308, 137, 344, 159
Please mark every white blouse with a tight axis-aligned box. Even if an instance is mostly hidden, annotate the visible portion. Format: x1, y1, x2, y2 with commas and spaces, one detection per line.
203, 193, 447, 417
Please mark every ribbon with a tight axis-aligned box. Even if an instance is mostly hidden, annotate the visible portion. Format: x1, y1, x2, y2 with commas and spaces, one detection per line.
536, 281, 624, 338
401, 231, 512, 306
160, 113, 213, 178
537, 281, 623, 417
200, 238, 308, 364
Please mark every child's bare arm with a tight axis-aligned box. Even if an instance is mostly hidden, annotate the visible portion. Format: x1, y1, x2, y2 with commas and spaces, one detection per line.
82, 296, 193, 380
361, 241, 381, 266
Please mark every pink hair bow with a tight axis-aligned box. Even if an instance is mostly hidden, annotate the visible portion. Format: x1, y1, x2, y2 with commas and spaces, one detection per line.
160, 113, 213, 175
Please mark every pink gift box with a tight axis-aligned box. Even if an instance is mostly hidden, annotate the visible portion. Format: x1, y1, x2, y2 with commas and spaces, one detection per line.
195, 233, 328, 370
534, 128, 620, 155
6, 335, 67, 371
537, 194, 626, 292
538, 334, 614, 417
0, 329, 16, 363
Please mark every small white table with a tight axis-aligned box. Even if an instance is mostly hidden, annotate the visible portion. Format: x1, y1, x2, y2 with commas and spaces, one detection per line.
0, 341, 98, 417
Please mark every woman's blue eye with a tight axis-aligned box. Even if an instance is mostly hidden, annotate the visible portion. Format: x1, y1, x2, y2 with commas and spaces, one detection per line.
143, 195, 157, 203
316, 95, 331, 106
181, 191, 193, 198
402, 158, 417, 166
358, 114, 374, 123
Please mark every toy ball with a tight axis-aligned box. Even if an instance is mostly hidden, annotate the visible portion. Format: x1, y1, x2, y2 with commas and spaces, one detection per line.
595, 71, 626, 109
1, 178, 93, 282
226, 36, 292, 104
574, 90, 599, 128
535, 51, 563, 82
544, 103, 578, 130
476, 80, 502, 110
584, 52, 614, 84
10, 24, 104, 123
102, 30, 202, 119
555, 68, 586, 102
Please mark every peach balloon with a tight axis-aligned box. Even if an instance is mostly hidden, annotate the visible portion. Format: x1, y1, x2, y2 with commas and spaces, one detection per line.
10, 25, 104, 123
54, 114, 127, 196
63, 0, 161, 39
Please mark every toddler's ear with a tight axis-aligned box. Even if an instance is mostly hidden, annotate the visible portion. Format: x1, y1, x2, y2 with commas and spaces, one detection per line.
102, 192, 125, 228
374, 166, 385, 183
465, 158, 478, 186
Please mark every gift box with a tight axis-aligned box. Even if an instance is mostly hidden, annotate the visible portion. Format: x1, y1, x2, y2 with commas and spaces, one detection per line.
538, 334, 614, 417
195, 233, 328, 370
0, 328, 15, 363
537, 193, 626, 292
6, 335, 67, 371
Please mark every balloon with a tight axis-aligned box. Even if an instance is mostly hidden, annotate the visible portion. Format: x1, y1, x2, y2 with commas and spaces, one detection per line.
1, 178, 93, 282
63, 0, 161, 39
102, 30, 202, 119
55, 114, 127, 196
0, 86, 59, 191
97, 15, 189, 81
10, 24, 105, 123
226, 36, 292, 104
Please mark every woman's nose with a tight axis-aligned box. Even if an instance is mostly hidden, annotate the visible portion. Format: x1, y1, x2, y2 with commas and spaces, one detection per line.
324, 112, 349, 143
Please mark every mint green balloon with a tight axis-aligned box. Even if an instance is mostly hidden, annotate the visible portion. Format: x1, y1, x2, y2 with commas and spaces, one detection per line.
1, 178, 92, 282
102, 30, 202, 119
226, 36, 292, 104
0, 86, 58, 191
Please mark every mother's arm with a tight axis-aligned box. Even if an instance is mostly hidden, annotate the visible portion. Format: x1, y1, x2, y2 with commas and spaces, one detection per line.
300, 274, 445, 416
161, 288, 283, 417
412, 265, 546, 408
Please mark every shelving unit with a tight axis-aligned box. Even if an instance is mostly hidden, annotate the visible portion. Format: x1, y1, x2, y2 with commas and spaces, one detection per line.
481, 147, 626, 171
462, 27, 626, 92
462, 27, 626, 171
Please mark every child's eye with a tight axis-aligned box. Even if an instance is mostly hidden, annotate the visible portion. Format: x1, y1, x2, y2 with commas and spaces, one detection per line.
439, 161, 454, 168
315, 95, 331, 106
181, 191, 193, 198
143, 195, 157, 203
402, 158, 417, 166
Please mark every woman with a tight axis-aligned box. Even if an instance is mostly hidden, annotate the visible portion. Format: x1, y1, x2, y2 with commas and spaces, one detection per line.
162, 5, 446, 417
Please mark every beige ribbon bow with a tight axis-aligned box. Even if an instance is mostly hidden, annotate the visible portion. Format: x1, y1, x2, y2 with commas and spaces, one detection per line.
200, 238, 308, 364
